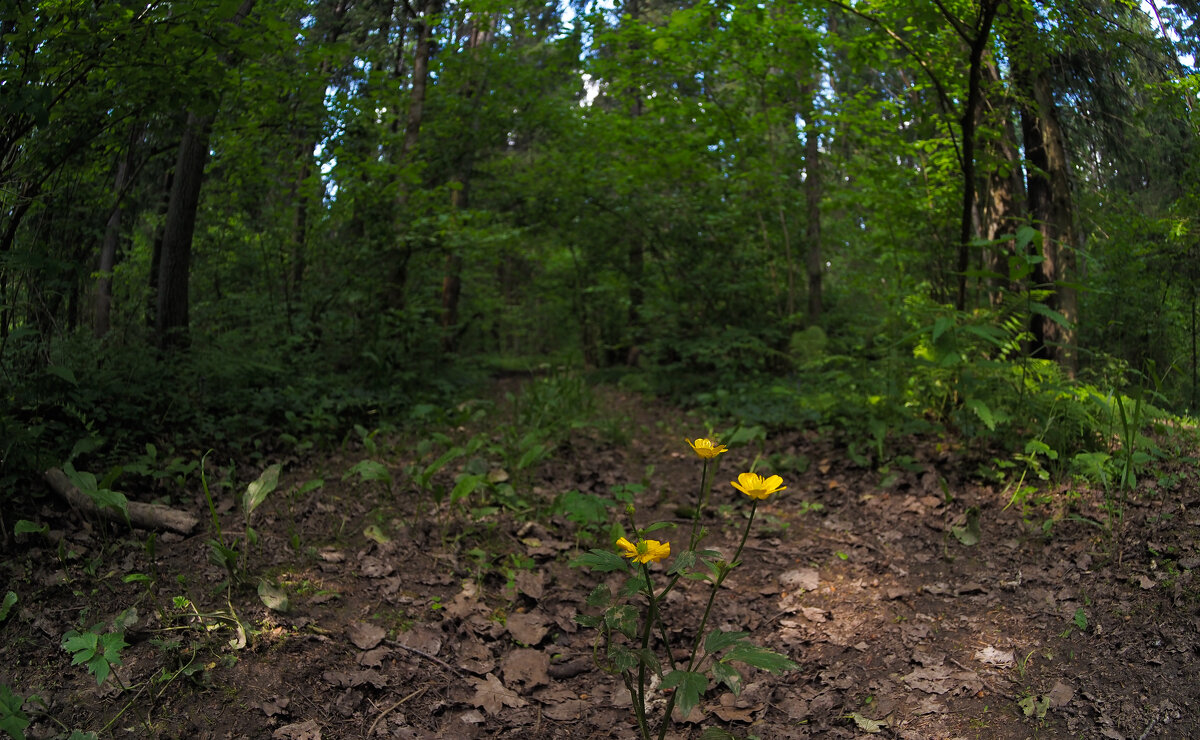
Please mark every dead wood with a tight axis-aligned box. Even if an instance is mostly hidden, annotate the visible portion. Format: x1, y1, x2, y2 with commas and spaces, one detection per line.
43, 467, 199, 534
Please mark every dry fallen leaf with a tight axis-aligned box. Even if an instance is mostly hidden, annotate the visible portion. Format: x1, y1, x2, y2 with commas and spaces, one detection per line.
974, 646, 1014, 667
506, 611, 550, 645
346, 621, 386, 650
501, 648, 550, 688
468, 672, 528, 715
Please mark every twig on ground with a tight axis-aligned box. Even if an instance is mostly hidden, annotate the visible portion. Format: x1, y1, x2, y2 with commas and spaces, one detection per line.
367, 686, 427, 737
388, 639, 467, 677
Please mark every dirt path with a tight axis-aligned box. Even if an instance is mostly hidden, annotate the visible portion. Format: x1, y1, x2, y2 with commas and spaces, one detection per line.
2, 384, 1198, 738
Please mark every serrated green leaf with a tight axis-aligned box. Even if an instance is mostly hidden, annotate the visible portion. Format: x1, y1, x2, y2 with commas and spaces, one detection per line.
570, 549, 629, 573
660, 670, 707, 717
243, 463, 281, 515
711, 661, 742, 695
0, 683, 31, 737
667, 549, 696, 576
704, 629, 749, 655
608, 644, 639, 672
585, 583, 611, 608
605, 604, 639, 640
0, 591, 16, 621
721, 643, 798, 673
1073, 607, 1087, 631
642, 520, 676, 533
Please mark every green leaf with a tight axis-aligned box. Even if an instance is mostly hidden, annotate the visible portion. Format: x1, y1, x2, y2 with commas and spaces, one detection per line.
257, 580, 290, 613
13, 520, 47, 536
343, 460, 392, 485
449, 474, 485, 504
585, 583, 611, 608
1073, 607, 1087, 632
604, 604, 639, 640
660, 670, 707, 717
704, 629, 749, 655
711, 661, 742, 696
1019, 694, 1049, 719
363, 524, 390, 544
642, 520, 676, 533
0, 684, 31, 739
62, 629, 127, 685
951, 506, 981, 547
721, 643, 798, 674
699, 729, 738, 740
667, 549, 696, 576
243, 463, 281, 516
570, 549, 629, 573
296, 478, 324, 495
608, 644, 639, 672
849, 712, 888, 733
0, 591, 16, 622
965, 398, 996, 431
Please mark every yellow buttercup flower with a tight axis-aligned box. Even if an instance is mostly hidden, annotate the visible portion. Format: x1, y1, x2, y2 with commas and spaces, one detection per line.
616, 537, 671, 564
686, 438, 728, 459
731, 472, 786, 500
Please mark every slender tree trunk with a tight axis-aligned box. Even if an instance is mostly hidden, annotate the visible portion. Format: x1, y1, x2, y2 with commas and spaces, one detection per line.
954, 1, 1000, 312
802, 81, 822, 325
94, 124, 142, 338
978, 59, 1024, 305
155, 111, 214, 349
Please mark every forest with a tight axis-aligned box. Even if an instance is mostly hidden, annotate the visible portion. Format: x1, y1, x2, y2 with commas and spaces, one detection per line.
1, 0, 1199, 738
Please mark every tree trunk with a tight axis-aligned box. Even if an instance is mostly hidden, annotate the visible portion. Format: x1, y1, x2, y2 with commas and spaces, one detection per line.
1015, 22, 1078, 374
977, 59, 1024, 305
155, 111, 214, 349
802, 80, 822, 326
94, 125, 142, 338
954, 1, 1000, 312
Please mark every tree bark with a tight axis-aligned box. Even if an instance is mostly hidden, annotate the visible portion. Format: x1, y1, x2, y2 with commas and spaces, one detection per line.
977, 59, 1024, 305
1014, 15, 1078, 374
155, 110, 214, 349
94, 124, 142, 338
802, 81, 823, 326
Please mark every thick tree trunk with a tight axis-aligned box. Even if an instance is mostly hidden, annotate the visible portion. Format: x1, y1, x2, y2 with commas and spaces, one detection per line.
155, 111, 214, 349
1015, 36, 1078, 374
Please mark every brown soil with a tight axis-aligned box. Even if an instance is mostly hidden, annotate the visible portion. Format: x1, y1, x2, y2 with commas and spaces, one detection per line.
2, 384, 1198, 739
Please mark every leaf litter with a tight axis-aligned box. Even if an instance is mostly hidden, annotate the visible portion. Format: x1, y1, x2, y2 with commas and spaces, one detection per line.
1, 383, 1198, 738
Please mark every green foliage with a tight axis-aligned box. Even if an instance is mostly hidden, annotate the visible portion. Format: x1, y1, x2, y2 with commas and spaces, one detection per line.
0, 684, 34, 740
61, 627, 129, 686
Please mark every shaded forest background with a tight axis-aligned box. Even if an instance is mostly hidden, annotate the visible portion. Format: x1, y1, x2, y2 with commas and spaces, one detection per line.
2, 0, 1200, 503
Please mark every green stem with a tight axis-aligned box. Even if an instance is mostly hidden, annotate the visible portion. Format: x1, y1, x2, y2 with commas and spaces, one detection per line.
636, 560, 658, 739
687, 459, 712, 549
656, 501, 759, 740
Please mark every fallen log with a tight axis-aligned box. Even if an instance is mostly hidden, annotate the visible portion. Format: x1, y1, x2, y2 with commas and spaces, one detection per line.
43, 467, 200, 535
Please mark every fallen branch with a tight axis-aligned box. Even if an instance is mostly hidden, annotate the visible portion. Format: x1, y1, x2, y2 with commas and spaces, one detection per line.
43, 467, 199, 534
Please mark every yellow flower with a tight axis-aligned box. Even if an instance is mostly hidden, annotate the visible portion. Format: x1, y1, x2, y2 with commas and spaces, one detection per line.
686, 438, 728, 459
616, 537, 671, 564
731, 472, 786, 500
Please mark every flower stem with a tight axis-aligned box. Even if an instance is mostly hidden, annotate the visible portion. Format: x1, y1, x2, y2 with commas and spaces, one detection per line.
656, 501, 759, 740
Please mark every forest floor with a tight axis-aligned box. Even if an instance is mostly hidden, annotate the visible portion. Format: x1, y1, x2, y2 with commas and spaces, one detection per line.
3, 381, 1200, 739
